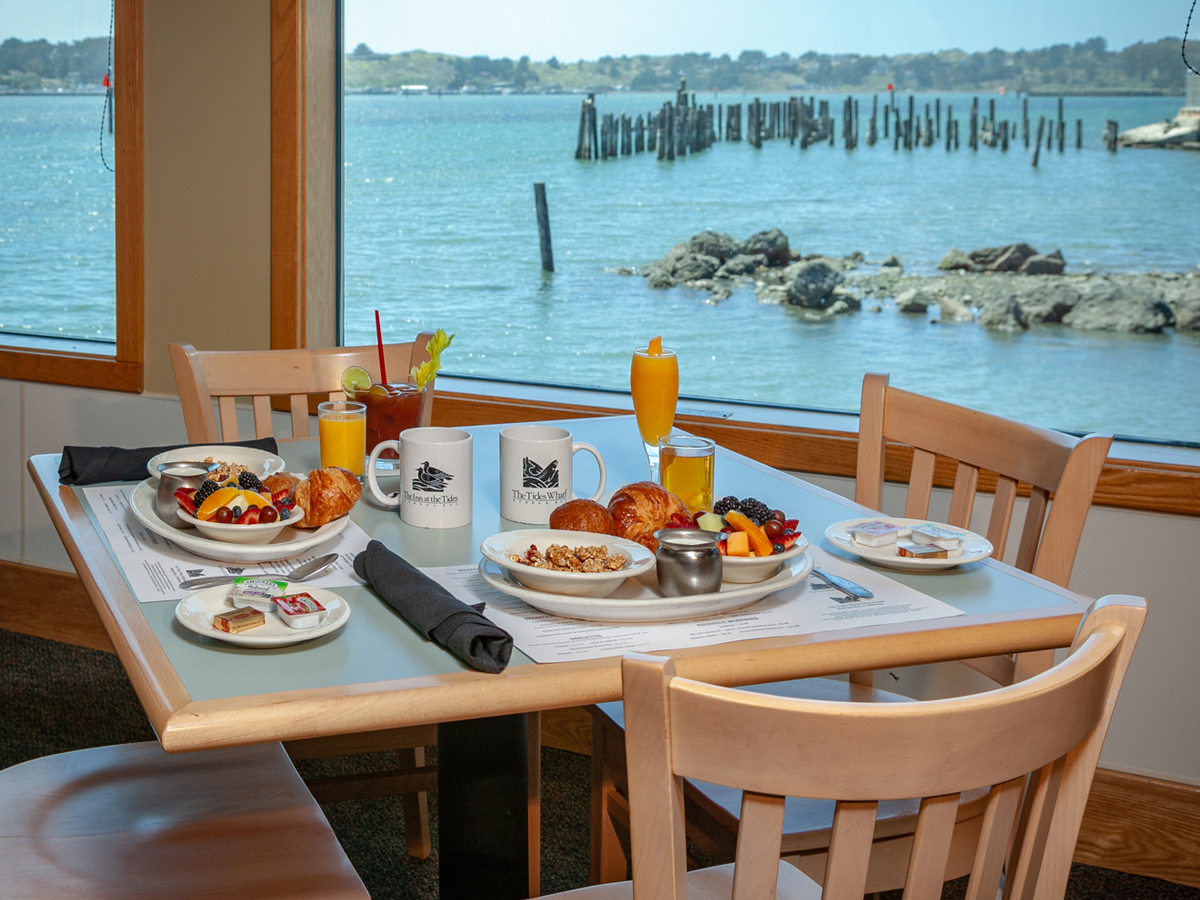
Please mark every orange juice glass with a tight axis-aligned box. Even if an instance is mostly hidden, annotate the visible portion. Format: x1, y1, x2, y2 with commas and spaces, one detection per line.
317, 401, 366, 477
630, 344, 679, 479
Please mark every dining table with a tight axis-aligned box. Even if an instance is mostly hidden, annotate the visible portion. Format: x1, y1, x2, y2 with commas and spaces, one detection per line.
29, 414, 1096, 900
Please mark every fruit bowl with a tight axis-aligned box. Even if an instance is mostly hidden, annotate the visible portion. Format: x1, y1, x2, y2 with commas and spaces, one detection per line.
479, 530, 655, 599
178, 507, 306, 544
721, 534, 809, 583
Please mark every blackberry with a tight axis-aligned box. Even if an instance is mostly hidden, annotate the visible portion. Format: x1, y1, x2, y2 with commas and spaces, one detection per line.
739, 498, 773, 525
193, 479, 220, 504
713, 495, 741, 516
237, 471, 264, 493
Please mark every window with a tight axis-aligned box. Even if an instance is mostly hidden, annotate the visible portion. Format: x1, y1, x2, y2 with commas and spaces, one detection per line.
0, 0, 142, 392
339, 4, 1199, 444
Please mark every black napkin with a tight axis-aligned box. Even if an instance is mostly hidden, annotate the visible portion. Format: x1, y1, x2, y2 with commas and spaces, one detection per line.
59, 437, 281, 485
354, 540, 513, 674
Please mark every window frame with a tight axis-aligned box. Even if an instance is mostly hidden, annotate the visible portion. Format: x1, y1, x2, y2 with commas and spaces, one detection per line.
0, 0, 144, 393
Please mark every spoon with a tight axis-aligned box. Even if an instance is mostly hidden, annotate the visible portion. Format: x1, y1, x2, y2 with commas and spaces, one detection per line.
178, 553, 340, 590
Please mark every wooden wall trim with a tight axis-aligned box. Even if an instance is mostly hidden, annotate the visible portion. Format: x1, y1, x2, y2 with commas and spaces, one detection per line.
0, 0, 144, 393
430, 391, 1200, 518
270, 0, 305, 350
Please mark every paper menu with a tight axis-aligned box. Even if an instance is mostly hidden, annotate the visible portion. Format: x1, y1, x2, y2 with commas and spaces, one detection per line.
82, 484, 369, 603
421, 545, 965, 664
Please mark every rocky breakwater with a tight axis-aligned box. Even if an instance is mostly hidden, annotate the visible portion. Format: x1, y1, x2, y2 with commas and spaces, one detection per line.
632, 231, 1200, 334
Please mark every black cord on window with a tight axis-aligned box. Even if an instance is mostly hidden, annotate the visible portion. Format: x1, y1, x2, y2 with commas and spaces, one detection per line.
1185, 0, 1200, 77
99, 0, 115, 172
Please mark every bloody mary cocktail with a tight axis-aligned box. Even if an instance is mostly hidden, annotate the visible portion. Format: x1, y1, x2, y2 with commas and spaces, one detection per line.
354, 382, 426, 458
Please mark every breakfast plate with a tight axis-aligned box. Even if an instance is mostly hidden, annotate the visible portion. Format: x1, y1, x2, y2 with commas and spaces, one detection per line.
130, 478, 349, 563
825, 517, 993, 571
480, 529, 656, 598
147, 445, 286, 481
174, 584, 350, 647
478, 551, 813, 623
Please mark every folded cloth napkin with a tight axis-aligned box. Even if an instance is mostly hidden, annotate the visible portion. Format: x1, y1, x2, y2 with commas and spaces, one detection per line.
354, 540, 513, 674
58, 437, 280, 486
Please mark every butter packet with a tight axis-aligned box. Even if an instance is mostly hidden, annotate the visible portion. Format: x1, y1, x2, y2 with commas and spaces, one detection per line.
213, 606, 266, 633
226, 576, 288, 612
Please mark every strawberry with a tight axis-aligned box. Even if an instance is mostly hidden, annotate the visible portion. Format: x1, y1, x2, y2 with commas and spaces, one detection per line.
173, 487, 197, 516
779, 531, 802, 550
784, 519, 799, 532
272, 489, 292, 505
666, 512, 697, 530
717, 540, 727, 556
235, 506, 261, 525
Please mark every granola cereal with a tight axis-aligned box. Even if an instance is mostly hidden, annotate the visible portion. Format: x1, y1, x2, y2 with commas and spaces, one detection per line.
204, 458, 250, 483
509, 543, 629, 573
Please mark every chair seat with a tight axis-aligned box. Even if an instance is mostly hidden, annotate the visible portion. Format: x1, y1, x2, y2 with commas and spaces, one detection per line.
551, 861, 821, 900
0, 741, 369, 900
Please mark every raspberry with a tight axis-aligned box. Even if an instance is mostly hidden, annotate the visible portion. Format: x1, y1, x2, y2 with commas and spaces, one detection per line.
713, 496, 741, 516
237, 472, 264, 493
739, 498, 772, 525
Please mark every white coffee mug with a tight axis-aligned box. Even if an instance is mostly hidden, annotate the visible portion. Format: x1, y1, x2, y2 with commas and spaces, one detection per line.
499, 425, 606, 525
367, 427, 473, 529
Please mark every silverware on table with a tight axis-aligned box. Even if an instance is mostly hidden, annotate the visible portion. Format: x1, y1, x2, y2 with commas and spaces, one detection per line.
178, 552, 340, 590
812, 567, 874, 599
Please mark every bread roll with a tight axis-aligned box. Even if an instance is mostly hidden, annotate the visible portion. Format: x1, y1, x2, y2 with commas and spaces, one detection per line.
293, 467, 361, 528
549, 499, 617, 535
607, 481, 689, 552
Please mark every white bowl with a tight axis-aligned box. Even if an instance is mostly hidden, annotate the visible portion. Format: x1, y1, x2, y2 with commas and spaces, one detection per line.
177, 507, 306, 544
147, 445, 285, 481
479, 529, 655, 599
721, 534, 809, 583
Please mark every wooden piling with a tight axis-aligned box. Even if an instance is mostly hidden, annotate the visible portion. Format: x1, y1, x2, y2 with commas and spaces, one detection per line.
906, 96, 914, 150
1001, 119, 1009, 151
1057, 118, 1064, 153
1076, 118, 1082, 150
590, 97, 599, 160
935, 97, 940, 139
534, 182, 553, 272
945, 105, 953, 150
970, 98, 978, 150
893, 108, 901, 150
1023, 98, 1029, 148
1033, 116, 1045, 166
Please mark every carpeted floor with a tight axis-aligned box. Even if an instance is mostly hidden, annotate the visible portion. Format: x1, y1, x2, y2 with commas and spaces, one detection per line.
2, 628, 1197, 900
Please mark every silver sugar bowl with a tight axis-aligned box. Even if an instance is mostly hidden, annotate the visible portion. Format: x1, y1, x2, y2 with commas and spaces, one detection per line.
654, 528, 724, 597
156, 460, 220, 528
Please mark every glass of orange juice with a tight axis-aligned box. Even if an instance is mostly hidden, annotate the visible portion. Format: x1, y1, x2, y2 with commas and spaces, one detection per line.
317, 401, 367, 478
630, 337, 679, 480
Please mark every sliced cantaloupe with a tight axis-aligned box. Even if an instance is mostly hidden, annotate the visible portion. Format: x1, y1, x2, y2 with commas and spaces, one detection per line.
726, 531, 750, 557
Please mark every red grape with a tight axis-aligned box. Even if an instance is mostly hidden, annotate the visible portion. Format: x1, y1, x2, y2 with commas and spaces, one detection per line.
213, 507, 233, 524
763, 519, 785, 540
260, 505, 278, 524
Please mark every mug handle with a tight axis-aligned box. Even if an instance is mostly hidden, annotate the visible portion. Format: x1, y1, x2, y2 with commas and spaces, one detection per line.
366, 440, 402, 508
571, 442, 607, 502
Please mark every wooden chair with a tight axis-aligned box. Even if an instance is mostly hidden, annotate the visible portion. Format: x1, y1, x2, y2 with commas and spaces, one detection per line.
168, 338, 435, 442
589, 372, 1115, 890
168, 338, 438, 860
558, 596, 1144, 900
0, 740, 369, 900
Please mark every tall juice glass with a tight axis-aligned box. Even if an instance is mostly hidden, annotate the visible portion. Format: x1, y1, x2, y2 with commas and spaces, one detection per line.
353, 382, 426, 460
317, 401, 366, 477
630, 343, 679, 480
659, 435, 715, 514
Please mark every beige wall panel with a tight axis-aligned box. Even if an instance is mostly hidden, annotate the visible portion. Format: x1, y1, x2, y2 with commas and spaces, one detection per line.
141, 0, 272, 394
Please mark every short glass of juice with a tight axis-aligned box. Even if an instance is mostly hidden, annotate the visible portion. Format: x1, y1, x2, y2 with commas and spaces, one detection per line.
354, 382, 426, 459
658, 435, 715, 515
317, 401, 367, 477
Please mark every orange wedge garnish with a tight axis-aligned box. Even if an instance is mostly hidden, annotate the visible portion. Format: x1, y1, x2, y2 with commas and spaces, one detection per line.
648, 336, 662, 356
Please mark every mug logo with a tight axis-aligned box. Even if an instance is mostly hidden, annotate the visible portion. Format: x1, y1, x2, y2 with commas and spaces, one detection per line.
523, 457, 560, 488
412, 461, 454, 493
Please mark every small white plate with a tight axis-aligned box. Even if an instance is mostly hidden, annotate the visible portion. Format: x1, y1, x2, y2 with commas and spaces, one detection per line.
721, 535, 809, 583
175, 584, 350, 647
479, 552, 813, 623
131, 479, 349, 563
147, 445, 285, 481
181, 507, 307, 544
479, 530, 656, 599
825, 518, 993, 571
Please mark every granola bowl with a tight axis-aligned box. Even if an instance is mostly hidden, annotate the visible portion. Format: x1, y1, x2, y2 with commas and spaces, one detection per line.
479, 529, 656, 598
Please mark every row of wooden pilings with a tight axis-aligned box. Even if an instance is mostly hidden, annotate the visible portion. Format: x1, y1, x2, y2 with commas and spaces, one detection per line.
576, 88, 1118, 165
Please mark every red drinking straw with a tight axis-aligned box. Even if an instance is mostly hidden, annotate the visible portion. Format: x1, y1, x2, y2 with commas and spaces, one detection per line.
374, 310, 388, 384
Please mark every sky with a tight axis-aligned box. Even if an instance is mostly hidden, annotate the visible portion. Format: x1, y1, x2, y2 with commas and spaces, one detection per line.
0, 0, 1191, 58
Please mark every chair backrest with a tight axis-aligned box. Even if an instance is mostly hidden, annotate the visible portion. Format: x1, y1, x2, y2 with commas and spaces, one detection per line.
855, 372, 1112, 589
621, 596, 1145, 900
169, 337, 435, 442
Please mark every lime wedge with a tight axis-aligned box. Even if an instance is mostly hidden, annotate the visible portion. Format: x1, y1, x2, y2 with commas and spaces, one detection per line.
340, 365, 372, 397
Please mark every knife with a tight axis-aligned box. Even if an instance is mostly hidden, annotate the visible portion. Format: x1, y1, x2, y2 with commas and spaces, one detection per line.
812, 567, 874, 599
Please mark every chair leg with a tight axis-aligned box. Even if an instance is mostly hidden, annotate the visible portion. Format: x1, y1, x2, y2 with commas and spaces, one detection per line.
590, 715, 628, 884
398, 746, 432, 860
849, 670, 875, 688
528, 711, 542, 898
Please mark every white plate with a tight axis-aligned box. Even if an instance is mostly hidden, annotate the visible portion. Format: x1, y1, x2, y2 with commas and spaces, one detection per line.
479, 529, 656, 598
147, 445, 286, 481
479, 552, 813, 623
721, 535, 809, 583
130, 479, 349, 563
825, 518, 993, 571
174, 585, 350, 647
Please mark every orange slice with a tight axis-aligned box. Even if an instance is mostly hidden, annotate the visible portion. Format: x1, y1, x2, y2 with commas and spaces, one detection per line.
196, 486, 241, 520
648, 335, 662, 356
724, 510, 773, 557
239, 490, 271, 509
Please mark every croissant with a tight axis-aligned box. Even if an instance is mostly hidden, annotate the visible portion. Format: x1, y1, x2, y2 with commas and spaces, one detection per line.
293, 467, 361, 528
607, 481, 689, 552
